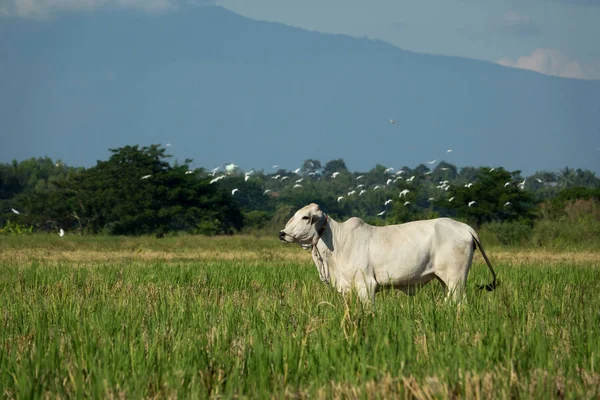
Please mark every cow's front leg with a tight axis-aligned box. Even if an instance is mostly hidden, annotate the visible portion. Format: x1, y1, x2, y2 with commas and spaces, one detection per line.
352, 271, 377, 304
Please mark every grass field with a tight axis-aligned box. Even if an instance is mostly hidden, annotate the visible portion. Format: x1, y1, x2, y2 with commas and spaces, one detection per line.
1, 235, 599, 399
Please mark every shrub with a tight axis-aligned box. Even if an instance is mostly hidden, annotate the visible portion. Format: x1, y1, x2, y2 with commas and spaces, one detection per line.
481, 220, 533, 246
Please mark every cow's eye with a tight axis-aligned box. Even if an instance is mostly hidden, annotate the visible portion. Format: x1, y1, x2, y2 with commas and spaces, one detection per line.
302, 216, 309, 220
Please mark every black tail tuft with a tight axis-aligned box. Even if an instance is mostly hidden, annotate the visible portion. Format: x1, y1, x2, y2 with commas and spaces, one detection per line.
478, 279, 498, 292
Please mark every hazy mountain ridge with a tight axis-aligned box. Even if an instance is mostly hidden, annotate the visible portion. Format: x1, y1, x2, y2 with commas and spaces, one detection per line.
0, 6, 598, 174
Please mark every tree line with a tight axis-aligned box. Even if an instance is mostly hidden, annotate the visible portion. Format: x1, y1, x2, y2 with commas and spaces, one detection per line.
1, 145, 599, 236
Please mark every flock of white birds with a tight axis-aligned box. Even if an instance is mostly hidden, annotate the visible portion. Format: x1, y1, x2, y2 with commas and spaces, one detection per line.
8, 131, 536, 237
197, 139, 531, 217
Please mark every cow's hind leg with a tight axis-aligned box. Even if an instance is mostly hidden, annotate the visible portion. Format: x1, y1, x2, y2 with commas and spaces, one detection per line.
435, 251, 473, 303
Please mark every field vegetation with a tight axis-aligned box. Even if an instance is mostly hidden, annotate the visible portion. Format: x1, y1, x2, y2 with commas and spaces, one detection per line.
1, 236, 599, 399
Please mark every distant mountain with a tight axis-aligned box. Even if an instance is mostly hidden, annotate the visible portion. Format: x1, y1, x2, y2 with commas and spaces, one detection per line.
1, 6, 599, 174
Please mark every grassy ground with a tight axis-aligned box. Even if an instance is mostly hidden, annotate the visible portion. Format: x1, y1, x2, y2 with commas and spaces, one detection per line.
1, 235, 599, 398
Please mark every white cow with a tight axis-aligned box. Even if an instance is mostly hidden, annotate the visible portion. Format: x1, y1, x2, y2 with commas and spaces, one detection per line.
279, 203, 496, 302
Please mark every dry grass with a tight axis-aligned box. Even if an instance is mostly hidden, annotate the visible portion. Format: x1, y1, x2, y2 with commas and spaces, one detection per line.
1, 246, 598, 266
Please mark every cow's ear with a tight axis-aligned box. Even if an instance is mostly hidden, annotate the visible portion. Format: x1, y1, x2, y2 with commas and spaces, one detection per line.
310, 214, 320, 224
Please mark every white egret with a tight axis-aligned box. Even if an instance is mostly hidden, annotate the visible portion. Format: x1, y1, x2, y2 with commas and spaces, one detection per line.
447, 149, 453, 153
384, 167, 394, 174
293, 168, 301, 174
399, 189, 410, 198
535, 178, 543, 183
386, 178, 393, 185
293, 184, 302, 189
406, 176, 416, 182
388, 119, 396, 124
281, 176, 289, 181
395, 170, 405, 175
11, 208, 20, 215
517, 179, 526, 189
185, 170, 194, 175
465, 183, 473, 188
356, 175, 364, 180
210, 176, 225, 184
141, 174, 151, 180
337, 196, 344, 202
244, 175, 250, 182
263, 190, 272, 195
448, 197, 455, 202
359, 190, 367, 196
504, 182, 511, 187
231, 188, 239, 195
490, 168, 495, 172
377, 210, 386, 216
356, 184, 365, 189
59, 228, 65, 237
403, 201, 411, 206
272, 175, 281, 180
427, 160, 436, 165
504, 201, 512, 207
348, 190, 356, 196
468, 201, 477, 207
428, 197, 435, 201
272, 165, 279, 169
440, 167, 449, 171
373, 185, 381, 190
332, 172, 340, 178
384, 199, 393, 206
295, 178, 303, 183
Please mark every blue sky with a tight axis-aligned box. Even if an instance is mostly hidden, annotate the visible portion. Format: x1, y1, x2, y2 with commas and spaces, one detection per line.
2, 0, 599, 79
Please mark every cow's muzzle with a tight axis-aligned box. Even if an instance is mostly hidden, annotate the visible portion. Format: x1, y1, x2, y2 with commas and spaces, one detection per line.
279, 231, 287, 242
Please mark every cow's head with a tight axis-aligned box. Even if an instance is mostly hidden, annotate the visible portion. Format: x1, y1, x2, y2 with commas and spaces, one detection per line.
279, 203, 325, 247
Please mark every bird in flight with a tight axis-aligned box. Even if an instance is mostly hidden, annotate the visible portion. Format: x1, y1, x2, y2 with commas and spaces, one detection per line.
185, 170, 194, 175
292, 168, 301, 174
11, 208, 20, 215
504, 201, 512, 207
388, 119, 396, 124
359, 189, 367, 196
403, 201, 411, 206
427, 160, 436, 165
448, 197, 455, 202
384, 199, 393, 206
332, 172, 340, 178
263, 190, 272, 195
468, 201, 477, 207
399, 189, 410, 198
447, 149, 453, 153
293, 184, 302, 189
231, 188, 240, 195
384, 167, 395, 174
377, 210, 386, 216
356, 175, 364, 180
141, 175, 152, 180
337, 196, 344, 202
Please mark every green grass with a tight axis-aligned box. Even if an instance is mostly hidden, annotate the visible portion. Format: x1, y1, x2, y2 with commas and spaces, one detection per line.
1, 237, 599, 398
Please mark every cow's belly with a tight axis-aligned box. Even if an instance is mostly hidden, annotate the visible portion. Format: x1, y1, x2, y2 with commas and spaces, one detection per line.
371, 249, 436, 287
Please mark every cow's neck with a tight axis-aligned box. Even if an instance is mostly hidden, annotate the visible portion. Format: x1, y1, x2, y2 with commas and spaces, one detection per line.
314, 216, 338, 257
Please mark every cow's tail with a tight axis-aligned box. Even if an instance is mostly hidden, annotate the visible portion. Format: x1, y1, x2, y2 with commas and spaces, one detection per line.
468, 229, 497, 291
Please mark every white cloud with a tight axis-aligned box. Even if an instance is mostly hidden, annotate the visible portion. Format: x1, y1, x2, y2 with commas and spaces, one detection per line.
1, 0, 175, 18
497, 48, 600, 80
